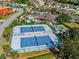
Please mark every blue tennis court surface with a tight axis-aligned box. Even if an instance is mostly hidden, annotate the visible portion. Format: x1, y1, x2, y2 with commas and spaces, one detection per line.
21, 35, 57, 48
36, 36, 55, 48
11, 25, 60, 52
20, 27, 33, 33
21, 37, 37, 48
20, 26, 45, 33
32, 26, 45, 32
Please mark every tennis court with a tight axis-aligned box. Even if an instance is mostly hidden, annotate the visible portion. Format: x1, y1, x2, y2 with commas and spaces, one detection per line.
20, 27, 33, 33
21, 35, 56, 48
11, 24, 60, 53
20, 26, 45, 33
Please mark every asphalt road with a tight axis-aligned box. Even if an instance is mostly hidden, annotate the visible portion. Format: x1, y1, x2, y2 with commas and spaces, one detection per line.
0, 8, 24, 47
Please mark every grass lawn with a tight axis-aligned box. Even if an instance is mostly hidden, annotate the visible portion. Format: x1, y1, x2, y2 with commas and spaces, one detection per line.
0, 48, 3, 55
0, 10, 18, 20
64, 22, 79, 28
29, 52, 54, 59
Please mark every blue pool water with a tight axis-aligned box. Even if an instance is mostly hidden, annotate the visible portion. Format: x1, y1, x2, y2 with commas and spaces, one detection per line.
20, 26, 45, 33
21, 35, 58, 48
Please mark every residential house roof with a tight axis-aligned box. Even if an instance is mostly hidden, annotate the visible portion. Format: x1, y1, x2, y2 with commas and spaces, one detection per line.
38, 13, 57, 21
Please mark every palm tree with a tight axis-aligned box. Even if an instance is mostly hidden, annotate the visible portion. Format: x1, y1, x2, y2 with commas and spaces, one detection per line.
58, 12, 71, 23
51, 8, 57, 14
0, 53, 6, 59
2, 44, 10, 56
10, 50, 18, 59
44, 0, 48, 5
58, 28, 79, 59
3, 25, 12, 41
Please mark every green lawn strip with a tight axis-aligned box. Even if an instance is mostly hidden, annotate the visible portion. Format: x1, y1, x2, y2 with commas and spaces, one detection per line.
64, 22, 79, 28
29, 52, 53, 59
9, 26, 13, 46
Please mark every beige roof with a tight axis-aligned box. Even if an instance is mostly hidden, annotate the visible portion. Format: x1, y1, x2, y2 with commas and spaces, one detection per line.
0, 0, 10, 2
29, 0, 39, 4
38, 13, 57, 21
